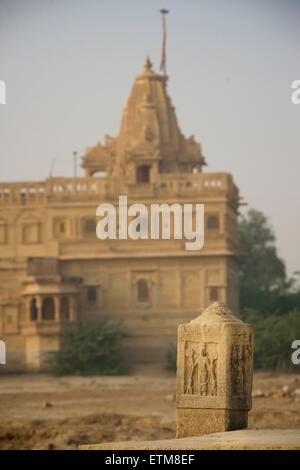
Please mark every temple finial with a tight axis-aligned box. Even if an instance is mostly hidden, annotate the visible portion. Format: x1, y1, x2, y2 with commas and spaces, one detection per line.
144, 56, 153, 71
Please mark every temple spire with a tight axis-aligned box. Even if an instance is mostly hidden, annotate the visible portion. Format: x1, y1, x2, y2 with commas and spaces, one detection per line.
81, 58, 206, 177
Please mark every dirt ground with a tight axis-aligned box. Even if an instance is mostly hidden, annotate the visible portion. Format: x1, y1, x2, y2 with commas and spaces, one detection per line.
0, 366, 299, 450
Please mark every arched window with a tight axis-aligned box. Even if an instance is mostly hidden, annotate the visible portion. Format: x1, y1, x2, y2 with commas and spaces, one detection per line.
60, 296, 69, 321
137, 279, 149, 302
30, 298, 38, 321
136, 165, 151, 183
42, 297, 55, 320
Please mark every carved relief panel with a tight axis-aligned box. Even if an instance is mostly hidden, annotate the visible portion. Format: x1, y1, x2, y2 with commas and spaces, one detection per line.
184, 341, 219, 397
230, 338, 253, 399
176, 312, 254, 412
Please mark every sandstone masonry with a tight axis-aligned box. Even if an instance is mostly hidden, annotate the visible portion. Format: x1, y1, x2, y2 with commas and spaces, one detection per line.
176, 302, 254, 437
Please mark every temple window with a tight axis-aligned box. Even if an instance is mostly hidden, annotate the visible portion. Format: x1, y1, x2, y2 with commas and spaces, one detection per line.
210, 287, 219, 301
30, 298, 38, 321
60, 296, 69, 321
137, 279, 149, 302
42, 297, 55, 320
87, 287, 97, 304
84, 218, 96, 234
54, 218, 67, 238
136, 165, 151, 183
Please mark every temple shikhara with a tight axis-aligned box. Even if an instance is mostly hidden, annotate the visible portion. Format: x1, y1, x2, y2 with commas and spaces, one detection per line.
0, 58, 240, 371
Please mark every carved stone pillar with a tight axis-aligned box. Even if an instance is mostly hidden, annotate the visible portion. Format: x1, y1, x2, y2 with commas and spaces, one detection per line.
176, 302, 254, 438
36, 296, 42, 322
54, 296, 60, 321
24, 297, 31, 322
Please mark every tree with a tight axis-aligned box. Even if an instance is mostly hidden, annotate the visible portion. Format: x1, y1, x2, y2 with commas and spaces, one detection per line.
48, 316, 129, 376
239, 209, 290, 313
239, 209, 300, 370
239, 209, 286, 289
241, 308, 300, 370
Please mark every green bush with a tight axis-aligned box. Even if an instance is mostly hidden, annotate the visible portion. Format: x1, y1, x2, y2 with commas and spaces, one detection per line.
165, 342, 177, 373
239, 208, 300, 371
240, 279, 300, 317
48, 316, 130, 376
241, 308, 300, 371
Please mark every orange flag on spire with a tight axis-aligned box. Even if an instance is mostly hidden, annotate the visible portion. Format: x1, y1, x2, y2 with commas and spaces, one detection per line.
159, 9, 169, 74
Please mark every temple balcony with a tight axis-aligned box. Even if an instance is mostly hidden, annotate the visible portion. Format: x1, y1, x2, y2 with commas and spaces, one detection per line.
20, 319, 74, 337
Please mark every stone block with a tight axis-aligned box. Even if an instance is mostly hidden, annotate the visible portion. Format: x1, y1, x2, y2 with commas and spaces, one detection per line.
176, 301, 253, 438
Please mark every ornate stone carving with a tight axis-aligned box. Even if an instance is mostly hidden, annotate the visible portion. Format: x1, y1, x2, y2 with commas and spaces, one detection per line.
81, 58, 206, 177
230, 340, 252, 398
176, 302, 254, 438
184, 342, 218, 396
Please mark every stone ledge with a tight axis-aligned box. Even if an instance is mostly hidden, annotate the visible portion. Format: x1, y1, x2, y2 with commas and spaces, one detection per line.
79, 427, 300, 450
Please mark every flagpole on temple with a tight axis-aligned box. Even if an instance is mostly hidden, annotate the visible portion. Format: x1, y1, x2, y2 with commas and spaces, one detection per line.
159, 9, 169, 76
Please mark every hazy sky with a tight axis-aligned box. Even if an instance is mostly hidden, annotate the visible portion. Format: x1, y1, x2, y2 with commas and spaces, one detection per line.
0, 0, 299, 276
